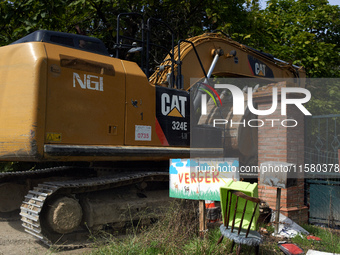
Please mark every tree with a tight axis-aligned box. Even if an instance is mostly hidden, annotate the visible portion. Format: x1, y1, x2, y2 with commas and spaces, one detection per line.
1, 0, 338, 115
0, 0, 260, 50
0, 0, 79, 45
258, 0, 340, 115
223, 0, 340, 115
252, 0, 340, 78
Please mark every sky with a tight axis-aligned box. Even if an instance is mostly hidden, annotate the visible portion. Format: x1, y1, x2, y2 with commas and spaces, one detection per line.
259, 0, 339, 9
326, 0, 339, 5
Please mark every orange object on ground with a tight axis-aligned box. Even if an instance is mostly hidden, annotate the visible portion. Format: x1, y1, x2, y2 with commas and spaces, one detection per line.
307, 235, 321, 241
278, 243, 304, 255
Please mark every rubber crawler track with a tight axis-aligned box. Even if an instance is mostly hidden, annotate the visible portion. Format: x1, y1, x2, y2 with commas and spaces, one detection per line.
20, 171, 168, 249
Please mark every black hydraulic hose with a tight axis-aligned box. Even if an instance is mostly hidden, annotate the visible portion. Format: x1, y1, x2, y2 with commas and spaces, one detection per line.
177, 39, 208, 89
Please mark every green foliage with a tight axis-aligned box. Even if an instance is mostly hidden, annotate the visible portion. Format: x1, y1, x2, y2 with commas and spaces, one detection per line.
1, 0, 338, 76
265, 224, 275, 234
0, 0, 261, 52
170, 189, 220, 201
292, 224, 340, 253
87, 203, 340, 255
254, 0, 340, 78
0, 0, 338, 115
0, 162, 16, 172
305, 79, 340, 115
0, 0, 81, 45
246, 0, 340, 115
0, 162, 36, 172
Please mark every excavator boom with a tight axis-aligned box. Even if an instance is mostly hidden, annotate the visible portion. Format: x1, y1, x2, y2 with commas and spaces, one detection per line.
149, 33, 305, 90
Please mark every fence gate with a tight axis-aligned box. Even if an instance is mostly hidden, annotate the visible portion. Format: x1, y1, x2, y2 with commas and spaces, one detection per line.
304, 114, 340, 228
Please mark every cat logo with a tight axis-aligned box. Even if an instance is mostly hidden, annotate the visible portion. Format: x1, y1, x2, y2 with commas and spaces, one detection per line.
247, 55, 274, 78
255, 63, 266, 76
161, 93, 187, 118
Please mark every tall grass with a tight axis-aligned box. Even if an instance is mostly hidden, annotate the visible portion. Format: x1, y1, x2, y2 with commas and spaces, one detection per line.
89, 200, 230, 255
89, 201, 340, 255
292, 224, 340, 253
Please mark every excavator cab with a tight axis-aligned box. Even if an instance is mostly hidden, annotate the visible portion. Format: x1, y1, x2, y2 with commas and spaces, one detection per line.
114, 13, 176, 87
114, 13, 225, 153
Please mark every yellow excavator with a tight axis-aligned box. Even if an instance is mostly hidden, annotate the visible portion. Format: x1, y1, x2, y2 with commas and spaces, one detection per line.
0, 14, 305, 246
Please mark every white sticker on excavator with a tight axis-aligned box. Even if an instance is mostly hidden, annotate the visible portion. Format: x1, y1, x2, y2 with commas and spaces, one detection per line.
135, 125, 151, 141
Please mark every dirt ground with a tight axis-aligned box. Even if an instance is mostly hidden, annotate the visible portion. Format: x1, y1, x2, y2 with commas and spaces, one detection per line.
0, 212, 93, 255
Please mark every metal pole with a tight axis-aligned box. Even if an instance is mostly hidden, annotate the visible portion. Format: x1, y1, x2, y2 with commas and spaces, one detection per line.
275, 188, 281, 235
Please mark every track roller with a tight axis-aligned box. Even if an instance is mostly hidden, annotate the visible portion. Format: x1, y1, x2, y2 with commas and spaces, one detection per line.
45, 196, 83, 234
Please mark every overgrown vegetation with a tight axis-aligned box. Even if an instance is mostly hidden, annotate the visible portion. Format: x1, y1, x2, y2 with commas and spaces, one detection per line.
292, 224, 340, 254
1, 0, 339, 77
0, 162, 36, 172
85, 201, 340, 255
1, 1, 338, 122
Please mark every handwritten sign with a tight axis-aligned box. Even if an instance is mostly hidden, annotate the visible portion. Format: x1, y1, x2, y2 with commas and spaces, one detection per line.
169, 158, 239, 201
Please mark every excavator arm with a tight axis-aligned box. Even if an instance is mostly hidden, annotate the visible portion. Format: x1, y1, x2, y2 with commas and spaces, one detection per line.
149, 33, 305, 90
149, 33, 306, 166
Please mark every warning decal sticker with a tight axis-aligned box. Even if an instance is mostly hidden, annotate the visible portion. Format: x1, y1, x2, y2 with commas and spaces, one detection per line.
46, 133, 62, 142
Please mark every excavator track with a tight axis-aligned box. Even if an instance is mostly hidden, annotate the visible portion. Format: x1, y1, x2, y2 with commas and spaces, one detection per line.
0, 166, 85, 182
0, 166, 98, 213
20, 171, 168, 248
